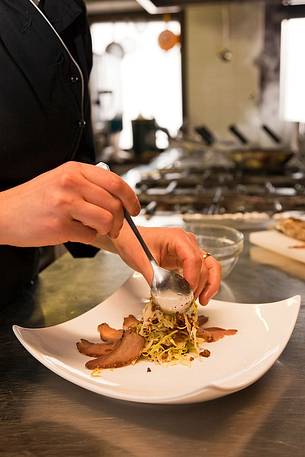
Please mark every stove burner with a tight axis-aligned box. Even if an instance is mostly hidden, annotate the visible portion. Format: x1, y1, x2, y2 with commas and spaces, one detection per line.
136, 166, 305, 217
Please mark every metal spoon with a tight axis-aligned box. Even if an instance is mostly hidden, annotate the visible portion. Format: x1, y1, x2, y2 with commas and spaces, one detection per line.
96, 162, 194, 314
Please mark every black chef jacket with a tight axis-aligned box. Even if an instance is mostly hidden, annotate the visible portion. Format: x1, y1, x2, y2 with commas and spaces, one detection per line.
0, 0, 99, 305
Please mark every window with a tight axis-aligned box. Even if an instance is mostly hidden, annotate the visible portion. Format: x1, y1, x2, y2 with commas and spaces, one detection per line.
90, 20, 183, 149
280, 17, 305, 122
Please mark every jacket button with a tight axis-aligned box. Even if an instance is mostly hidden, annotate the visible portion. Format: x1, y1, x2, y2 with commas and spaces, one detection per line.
78, 120, 87, 127
70, 75, 79, 83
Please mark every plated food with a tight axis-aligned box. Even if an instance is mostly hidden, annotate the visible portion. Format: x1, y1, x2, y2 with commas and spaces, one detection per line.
13, 274, 300, 404
76, 299, 237, 371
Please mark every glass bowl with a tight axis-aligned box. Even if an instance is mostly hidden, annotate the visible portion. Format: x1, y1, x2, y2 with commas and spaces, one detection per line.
184, 223, 244, 279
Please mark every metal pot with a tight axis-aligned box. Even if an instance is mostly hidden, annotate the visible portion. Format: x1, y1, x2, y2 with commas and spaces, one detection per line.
229, 148, 293, 170
228, 124, 294, 171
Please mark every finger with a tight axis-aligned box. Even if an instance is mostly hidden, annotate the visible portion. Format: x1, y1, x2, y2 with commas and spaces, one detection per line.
199, 256, 221, 305
71, 200, 116, 236
182, 232, 207, 293
78, 179, 124, 238
68, 220, 98, 244
80, 164, 141, 216
193, 258, 208, 299
171, 232, 203, 292
200, 257, 221, 304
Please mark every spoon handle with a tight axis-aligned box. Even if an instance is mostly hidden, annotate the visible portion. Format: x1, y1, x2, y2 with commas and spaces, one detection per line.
96, 162, 157, 265
123, 208, 157, 264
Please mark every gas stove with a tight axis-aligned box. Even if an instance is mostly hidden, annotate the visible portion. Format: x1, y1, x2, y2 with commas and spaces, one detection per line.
134, 163, 305, 217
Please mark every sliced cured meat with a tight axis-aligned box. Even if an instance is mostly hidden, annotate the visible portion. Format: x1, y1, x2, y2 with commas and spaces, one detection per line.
197, 326, 237, 342
76, 339, 117, 357
86, 330, 145, 370
98, 323, 123, 342
198, 315, 209, 326
123, 314, 140, 330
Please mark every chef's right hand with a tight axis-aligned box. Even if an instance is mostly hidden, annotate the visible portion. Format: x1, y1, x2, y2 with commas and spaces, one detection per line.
0, 161, 140, 247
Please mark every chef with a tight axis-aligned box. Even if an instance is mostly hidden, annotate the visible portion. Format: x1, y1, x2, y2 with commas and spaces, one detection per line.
0, 0, 221, 305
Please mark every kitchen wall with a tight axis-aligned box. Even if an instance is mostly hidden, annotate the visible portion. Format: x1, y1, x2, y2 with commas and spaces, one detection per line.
87, 1, 294, 147
185, 1, 285, 145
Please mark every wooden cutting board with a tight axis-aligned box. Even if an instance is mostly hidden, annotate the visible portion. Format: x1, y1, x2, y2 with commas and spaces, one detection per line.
250, 230, 305, 264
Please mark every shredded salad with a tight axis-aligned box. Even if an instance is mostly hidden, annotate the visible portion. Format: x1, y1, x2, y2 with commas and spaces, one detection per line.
136, 299, 202, 365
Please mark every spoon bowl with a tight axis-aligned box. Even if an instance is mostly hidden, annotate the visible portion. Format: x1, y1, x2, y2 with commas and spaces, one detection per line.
150, 262, 194, 314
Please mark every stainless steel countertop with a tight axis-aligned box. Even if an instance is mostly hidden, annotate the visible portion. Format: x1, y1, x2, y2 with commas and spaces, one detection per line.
1, 235, 305, 457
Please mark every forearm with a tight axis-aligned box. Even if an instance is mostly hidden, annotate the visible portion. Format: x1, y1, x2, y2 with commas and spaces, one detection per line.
93, 233, 117, 253
94, 221, 145, 255
0, 191, 11, 245
94, 222, 152, 281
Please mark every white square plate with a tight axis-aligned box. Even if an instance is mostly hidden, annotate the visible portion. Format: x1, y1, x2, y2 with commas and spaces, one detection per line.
13, 273, 300, 404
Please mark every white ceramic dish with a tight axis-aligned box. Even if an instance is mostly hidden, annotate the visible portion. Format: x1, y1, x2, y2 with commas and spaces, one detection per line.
13, 274, 300, 405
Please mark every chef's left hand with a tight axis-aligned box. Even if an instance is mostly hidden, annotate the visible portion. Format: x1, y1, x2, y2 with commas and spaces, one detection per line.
108, 225, 221, 305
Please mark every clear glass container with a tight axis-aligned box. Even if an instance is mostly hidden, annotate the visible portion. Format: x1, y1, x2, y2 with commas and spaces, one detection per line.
185, 223, 244, 279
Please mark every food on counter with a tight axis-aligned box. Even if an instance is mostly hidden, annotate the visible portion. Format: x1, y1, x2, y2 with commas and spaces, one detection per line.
183, 212, 271, 231
76, 300, 237, 371
183, 212, 270, 222
276, 218, 305, 242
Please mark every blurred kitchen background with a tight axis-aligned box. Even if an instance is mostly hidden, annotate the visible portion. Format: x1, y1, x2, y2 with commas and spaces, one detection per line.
82, 0, 305, 223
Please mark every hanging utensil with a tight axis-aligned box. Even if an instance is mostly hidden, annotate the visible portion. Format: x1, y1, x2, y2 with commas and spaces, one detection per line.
261, 124, 282, 144
219, 5, 233, 62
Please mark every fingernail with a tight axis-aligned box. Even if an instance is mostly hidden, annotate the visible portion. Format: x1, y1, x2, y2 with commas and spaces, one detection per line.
130, 207, 140, 216
200, 297, 208, 306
